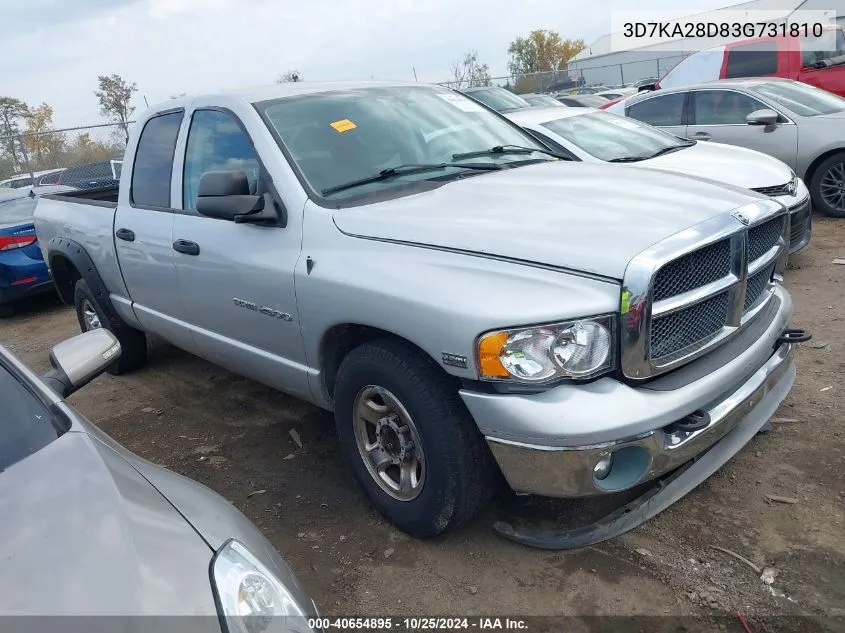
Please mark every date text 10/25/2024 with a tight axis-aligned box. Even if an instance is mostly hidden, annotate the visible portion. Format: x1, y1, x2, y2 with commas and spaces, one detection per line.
309, 617, 529, 631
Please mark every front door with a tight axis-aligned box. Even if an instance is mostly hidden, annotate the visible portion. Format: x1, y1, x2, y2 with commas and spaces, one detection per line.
114, 110, 197, 352
686, 89, 799, 170
171, 108, 309, 398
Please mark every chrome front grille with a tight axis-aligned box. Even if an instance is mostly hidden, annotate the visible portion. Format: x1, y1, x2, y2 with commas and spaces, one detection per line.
650, 291, 732, 360
620, 199, 789, 380
744, 262, 776, 311
750, 182, 792, 197
652, 239, 731, 302
748, 217, 783, 261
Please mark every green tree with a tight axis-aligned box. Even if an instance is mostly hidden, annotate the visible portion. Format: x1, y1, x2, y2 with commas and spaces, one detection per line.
450, 50, 491, 89
507, 30, 586, 83
94, 74, 137, 143
71, 132, 115, 163
24, 103, 66, 169
0, 97, 30, 170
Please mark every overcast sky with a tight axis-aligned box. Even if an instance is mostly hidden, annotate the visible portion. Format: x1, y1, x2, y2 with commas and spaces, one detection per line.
2, 0, 730, 128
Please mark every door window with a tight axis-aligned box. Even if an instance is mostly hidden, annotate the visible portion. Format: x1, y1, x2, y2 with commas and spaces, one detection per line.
626, 92, 686, 126
724, 41, 778, 79
692, 90, 769, 125
182, 110, 259, 210
131, 111, 184, 208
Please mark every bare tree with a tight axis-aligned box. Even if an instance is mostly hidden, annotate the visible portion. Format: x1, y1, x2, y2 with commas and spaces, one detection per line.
449, 51, 491, 89
94, 74, 138, 143
276, 70, 303, 83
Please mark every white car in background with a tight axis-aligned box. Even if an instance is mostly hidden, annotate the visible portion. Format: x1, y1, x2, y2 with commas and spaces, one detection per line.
507, 106, 811, 253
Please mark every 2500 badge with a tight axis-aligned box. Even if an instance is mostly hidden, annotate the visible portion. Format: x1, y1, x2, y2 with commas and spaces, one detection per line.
233, 297, 292, 321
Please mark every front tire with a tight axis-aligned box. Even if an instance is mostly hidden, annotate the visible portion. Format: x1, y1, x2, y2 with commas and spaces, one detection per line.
73, 278, 147, 375
810, 152, 845, 218
333, 340, 496, 538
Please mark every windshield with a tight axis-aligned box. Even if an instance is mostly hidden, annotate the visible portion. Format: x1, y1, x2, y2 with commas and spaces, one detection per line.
0, 196, 37, 225
524, 94, 564, 107
463, 87, 531, 113
540, 111, 686, 161
754, 81, 845, 117
259, 86, 552, 201
0, 360, 65, 472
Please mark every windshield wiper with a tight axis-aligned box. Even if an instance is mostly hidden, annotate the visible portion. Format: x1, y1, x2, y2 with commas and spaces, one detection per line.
607, 156, 647, 163
608, 140, 696, 163
321, 162, 502, 196
452, 144, 569, 161
647, 141, 696, 159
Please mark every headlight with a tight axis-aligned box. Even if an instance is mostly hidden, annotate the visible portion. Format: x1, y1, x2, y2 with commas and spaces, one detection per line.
477, 315, 614, 382
212, 539, 313, 633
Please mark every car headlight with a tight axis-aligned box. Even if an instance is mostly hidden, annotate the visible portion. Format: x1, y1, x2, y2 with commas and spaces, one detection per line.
212, 539, 313, 633
477, 315, 614, 382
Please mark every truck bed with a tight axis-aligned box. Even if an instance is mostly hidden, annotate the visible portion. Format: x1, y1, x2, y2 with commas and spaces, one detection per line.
42, 185, 118, 207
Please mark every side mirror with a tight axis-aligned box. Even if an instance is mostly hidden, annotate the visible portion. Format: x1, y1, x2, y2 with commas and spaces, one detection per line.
196, 170, 263, 221
746, 109, 779, 126
41, 329, 121, 398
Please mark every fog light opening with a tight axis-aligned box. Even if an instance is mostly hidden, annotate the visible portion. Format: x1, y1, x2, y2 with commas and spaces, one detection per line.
593, 455, 613, 480
592, 445, 651, 492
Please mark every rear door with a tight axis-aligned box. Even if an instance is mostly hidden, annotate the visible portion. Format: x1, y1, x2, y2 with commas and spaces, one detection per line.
685, 88, 799, 169
113, 109, 197, 352
170, 106, 309, 399
624, 91, 689, 138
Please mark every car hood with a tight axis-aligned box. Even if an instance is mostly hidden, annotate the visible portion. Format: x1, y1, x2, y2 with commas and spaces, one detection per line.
0, 431, 217, 616
641, 141, 793, 190
332, 161, 762, 279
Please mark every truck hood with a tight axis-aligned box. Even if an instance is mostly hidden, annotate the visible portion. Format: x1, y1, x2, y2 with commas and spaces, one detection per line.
641, 141, 793, 191
0, 431, 217, 615
333, 161, 761, 279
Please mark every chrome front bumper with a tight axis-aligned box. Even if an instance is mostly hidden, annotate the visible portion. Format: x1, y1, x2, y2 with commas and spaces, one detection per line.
460, 284, 796, 498
484, 342, 794, 497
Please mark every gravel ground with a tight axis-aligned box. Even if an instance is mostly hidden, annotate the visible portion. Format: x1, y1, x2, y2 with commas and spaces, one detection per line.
2, 215, 843, 633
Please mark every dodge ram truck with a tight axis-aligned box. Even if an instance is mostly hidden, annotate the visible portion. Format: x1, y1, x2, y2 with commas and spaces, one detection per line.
34, 81, 805, 545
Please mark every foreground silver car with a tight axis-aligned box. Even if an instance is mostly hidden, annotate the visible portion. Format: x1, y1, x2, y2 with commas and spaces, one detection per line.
0, 328, 317, 628
608, 78, 845, 217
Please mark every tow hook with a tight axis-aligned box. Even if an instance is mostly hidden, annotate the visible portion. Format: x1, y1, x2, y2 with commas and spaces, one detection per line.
775, 328, 812, 345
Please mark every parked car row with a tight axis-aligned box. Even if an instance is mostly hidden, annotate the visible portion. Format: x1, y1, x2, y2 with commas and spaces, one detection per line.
0, 159, 122, 191
605, 78, 845, 217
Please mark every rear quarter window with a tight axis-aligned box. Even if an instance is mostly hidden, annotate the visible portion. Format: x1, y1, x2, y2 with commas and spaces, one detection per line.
131, 111, 184, 208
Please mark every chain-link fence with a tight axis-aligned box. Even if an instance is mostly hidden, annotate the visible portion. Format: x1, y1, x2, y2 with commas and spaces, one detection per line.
0, 121, 134, 190
438, 53, 691, 95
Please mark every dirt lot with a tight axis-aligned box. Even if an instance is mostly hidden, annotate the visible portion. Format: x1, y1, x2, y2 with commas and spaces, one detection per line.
3, 216, 844, 633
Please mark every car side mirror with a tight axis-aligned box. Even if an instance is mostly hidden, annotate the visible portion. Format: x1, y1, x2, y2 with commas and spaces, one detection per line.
196, 170, 263, 220
746, 109, 779, 127
40, 329, 121, 398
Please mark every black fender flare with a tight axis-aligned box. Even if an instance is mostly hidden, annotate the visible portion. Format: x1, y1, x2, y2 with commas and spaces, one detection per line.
46, 237, 125, 327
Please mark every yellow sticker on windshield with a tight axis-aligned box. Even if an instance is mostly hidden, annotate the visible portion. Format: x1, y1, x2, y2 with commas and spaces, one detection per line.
330, 119, 357, 133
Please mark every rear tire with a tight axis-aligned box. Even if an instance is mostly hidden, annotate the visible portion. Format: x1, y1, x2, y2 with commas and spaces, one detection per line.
0, 303, 15, 318
333, 339, 496, 538
809, 152, 845, 218
73, 278, 147, 375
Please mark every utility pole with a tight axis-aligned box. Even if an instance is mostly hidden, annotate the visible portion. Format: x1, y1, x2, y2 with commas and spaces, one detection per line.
412, 67, 418, 82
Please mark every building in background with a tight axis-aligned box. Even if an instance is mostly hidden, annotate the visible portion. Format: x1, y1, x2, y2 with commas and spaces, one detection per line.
567, 0, 844, 87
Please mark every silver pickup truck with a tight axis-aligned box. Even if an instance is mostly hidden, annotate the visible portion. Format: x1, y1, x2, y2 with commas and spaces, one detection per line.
34, 81, 805, 545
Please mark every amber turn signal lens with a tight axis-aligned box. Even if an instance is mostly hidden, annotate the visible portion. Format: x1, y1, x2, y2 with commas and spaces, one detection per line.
478, 331, 510, 378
